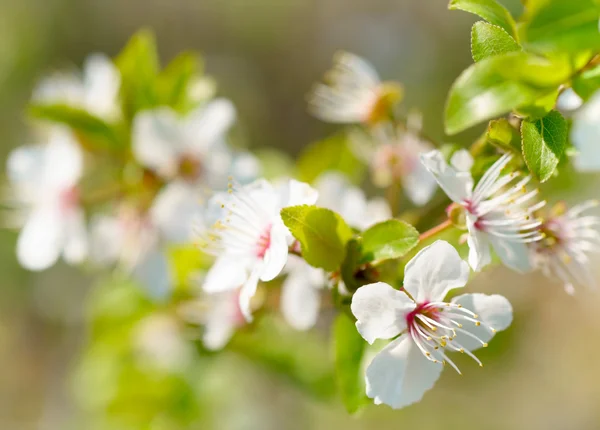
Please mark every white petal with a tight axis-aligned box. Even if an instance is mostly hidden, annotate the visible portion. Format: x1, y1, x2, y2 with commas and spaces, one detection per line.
132, 108, 183, 175
202, 290, 240, 350
351, 282, 415, 344
133, 248, 172, 300
403, 160, 438, 207
44, 129, 83, 192
363, 198, 392, 229
17, 206, 64, 271
203, 314, 237, 351
571, 91, 600, 171
420, 150, 473, 203
83, 53, 121, 119
403, 240, 470, 303
314, 172, 348, 211
466, 220, 492, 272
239, 267, 260, 322
365, 335, 443, 409
339, 187, 369, 228
489, 235, 532, 273
230, 152, 262, 185
203, 255, 249, 293
556, 88, 583, 113
183, 98, 236, 154
89, 215, 122, 265
278, 179, 319, 208
451, 293, 513, 351
450, 149, 474, 172
6, 145, 45, 198
259, 223, 289, 282
281, 262, 323, 330
150, 181, 201, 243
62, 208, 88, 264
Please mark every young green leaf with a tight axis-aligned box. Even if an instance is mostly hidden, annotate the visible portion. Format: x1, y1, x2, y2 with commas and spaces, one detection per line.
333, 312, 367, 414
29, 103, 124, 151
297, 133, 365, 184
281, 205, 354, 271
157, 52, 202, 112
471, 22, 520, 62
519, 0, 600, 55
449, 0, 518, 38
521, 110, 567, 182
486, 118, 521, 152
573, 64, 600, 100
360, 220, 419, 265
445, 51, 569, 135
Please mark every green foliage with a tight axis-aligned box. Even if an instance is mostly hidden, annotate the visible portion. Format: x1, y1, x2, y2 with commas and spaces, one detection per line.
333, 312, 367, 414
156, 52, 203, 113
167, 245, 210, 292
297, 133, 364, 184
471, 22, 520, 62
29, 103, 126, 151
340, 238, 370, 293
360, 220, 419, 265
521, 110, 567, 182
448, 0, 518, 38
281, 205, 354, 271
445, 51, 570, 135
486, 118, 521, 152
573, 64, 600, 100
115, 30, 161, 119
519, 0, 600, 55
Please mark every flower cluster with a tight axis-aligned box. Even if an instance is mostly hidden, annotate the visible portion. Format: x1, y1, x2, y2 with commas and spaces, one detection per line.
5, 24, 600, 417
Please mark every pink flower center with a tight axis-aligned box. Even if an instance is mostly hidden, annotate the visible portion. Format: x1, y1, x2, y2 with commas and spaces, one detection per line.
462, 199, 485, 231
406, 301, 440, 328
256, 225, 272, 258
59, 186, 79, 213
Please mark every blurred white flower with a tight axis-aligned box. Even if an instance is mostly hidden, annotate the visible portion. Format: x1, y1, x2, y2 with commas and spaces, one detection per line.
529, 200, 600, 294
556, 88, 583, 114
368, 113, 437, 206
201, 178, 318, 321
421, 150, 545, 272
307, 52, 401, 125
7, 128, 88, 271
133, 99, 259, 188
314, 172, 390, 230
351, 241, 512, 409
33, 53, 121, 121
571, 90, 600, 171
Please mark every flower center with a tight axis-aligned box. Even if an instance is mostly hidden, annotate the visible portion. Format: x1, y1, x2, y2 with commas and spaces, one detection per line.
59, 186, 79, 213
406, 301, 495, 374
255, 225, 272, 259
178, 154, 202, 181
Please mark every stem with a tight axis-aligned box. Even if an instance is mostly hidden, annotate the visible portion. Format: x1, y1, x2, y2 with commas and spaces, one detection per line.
419, 219, 452, 242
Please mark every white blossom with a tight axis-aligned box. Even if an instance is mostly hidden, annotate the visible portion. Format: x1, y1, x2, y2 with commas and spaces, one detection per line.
33, 53, 121, 121
7, 128, 88, 271
571, 90, 600, 171
201, 178, 318, 321
529, 200, 600, 294
351, 240, 512, 409
307, 52, 400, 125
421, 150, 545, 272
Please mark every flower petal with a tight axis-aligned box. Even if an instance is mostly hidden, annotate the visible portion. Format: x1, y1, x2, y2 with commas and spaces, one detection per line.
571, 90, 600, 171
239, 267, 260, 322
183, 98, 236, 153
403, 160, 438, 207
351, 282, 415, 344
365, 334, 443, 409
489, 235, 532, 273
89, 215, 122, 265
133, 248, 172, 301
466, 218, 492, 272
420, 150, 473, 203
451, 293, 513, 351
44, 129, 83, 192
202, 291, 239, 350
403, 240, 470, 303
150, 181, 202, 243
259, 222, 289, 282
281, 261, 323, 330
203, 255, 249, 293
17, 206, 64, 271
62, 208, 88, 264
279, 179, 319, 208
132, 108, 183, 176
450, 149, 474, 172
83, 53, 120, 119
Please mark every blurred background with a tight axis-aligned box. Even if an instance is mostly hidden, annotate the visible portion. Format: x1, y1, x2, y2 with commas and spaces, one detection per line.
3, 0, 600, 429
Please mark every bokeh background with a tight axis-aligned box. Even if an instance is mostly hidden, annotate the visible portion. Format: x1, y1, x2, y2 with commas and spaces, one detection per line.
2, 0, 600, 429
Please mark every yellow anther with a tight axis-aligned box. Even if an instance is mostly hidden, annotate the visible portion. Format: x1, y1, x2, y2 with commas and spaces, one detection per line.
491, 328, 497, 333
457, 323, 463, 328
426, 352, 431, 356
475, 321, 481, 326
460, 348, 465, 353
482, 343, 488, 348
473, 314, 479, 318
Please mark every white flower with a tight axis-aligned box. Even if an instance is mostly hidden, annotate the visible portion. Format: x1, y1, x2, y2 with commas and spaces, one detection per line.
33, 54, 121, 120
7, 128, 88, 271
529, 200, 600, 294
421, 150, 545, 272
133, 99, 259, 188
571, 90, 600, 171
307, 52, 401, 125
314, 172, 391, 230
368, 114, 437, 206
201, 178, 318, 321
351, 240, 512, 409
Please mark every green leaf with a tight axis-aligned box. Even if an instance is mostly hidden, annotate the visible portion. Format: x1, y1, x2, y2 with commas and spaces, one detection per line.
573, 64, 600, 100
29, 104, 124, 151
471, 22, 520, 62
513, 87, 559, 120
157, 52, 202, 112
445, 51, 570, 135
521, 110, 567, 182
333, 313, 367, 414
519, 0, 600, 55
297, 133, 365, 184
449, 0, 518, 38
340, 238, 365, 293
360, 220, 419, 265
115, 29, 160, 119
486, 118, 521, 152
281, 205, 354, 271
